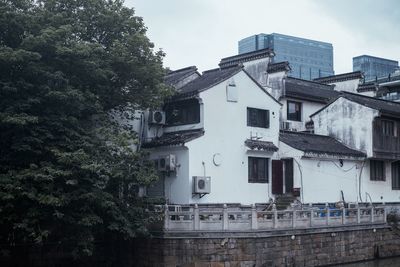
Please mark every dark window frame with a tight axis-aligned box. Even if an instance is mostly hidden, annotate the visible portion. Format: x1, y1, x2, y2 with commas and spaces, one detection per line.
165, 99, 200, 126
247, 107, 270, 128
392, 161, 400, 190
370, 160, 385, 181
287, 100, 302, 121
381, 119, 395, 136
248, 157, 269, 183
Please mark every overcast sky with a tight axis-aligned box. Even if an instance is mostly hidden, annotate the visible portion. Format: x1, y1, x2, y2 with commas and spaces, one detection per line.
127, 0, 399, 74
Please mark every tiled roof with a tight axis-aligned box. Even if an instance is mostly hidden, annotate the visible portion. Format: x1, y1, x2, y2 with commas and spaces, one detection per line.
372, 72, 400, 84
165, 66, 199, 87
357, 82, 377, 93
267, 61, 291, 74
340, 92, 400, 116
245, 139, 278, 152
280, 131, 366, 158
313, 71, 363, 84
219, 48, 274, 68
142, 129, 204, 148
177, 66, 242, 95
284, 77, 339, 103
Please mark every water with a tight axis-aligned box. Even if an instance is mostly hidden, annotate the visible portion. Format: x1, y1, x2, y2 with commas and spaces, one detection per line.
333, 257, 400, 266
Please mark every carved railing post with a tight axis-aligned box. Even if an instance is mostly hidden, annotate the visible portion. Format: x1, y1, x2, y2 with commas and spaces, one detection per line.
194, 204, 200, 230
292, 210, 296, 228
342, 207, 346, 225
223, 204, 228, 231
371, 206, 375, 223
251, 204, 258, 230
164, 204, 169, 231
383, 204, 387, 223
326, 203, 330, 226
273, 204, 278, 229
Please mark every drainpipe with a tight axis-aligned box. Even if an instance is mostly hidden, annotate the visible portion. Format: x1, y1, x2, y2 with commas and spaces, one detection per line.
358, 160, 367, 202
293, 158, 304, 204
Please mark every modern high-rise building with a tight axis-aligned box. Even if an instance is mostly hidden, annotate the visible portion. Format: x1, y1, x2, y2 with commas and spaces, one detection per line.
353, 55, 399, 81
238, 33, 334, 80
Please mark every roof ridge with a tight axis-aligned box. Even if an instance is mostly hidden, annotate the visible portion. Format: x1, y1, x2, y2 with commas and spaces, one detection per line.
313, 70, 364, 82
280, 130, 334, 138
167, 66, 197, 75
203, 65, 241, 75
341, 91, 400, 105
286, 76, 334, 87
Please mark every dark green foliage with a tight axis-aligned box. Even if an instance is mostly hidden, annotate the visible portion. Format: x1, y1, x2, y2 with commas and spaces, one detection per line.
0, 0, 169, 259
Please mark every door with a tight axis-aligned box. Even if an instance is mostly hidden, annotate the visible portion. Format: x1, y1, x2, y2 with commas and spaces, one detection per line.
272, 160, 283, 195
284, 159, 294, 194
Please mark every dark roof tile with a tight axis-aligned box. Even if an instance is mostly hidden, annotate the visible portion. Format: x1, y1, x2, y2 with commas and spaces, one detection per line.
267, 61, 291, 74
280, 131, 366, 158
284, 77, 339, 103
142, 129, 204, 148
245, 139, 278, 151
357, 82, 377, 93
341, 92, 400, 117
219, 48, 274, 68
313, 71, 363, 84
165, 66, 199, 87
177, 66, 242, 95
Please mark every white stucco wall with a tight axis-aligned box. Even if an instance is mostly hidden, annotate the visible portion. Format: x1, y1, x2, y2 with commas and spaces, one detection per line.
183, 71, 281, 204
266, 71, 286, 100
361, 160, 400, 203
280, 98, 325, 131
243, 57, 272, 87
279, 142, 363, 203
330, 79, 361, 93
148, 146, 190, 204
312, 97, 379, 157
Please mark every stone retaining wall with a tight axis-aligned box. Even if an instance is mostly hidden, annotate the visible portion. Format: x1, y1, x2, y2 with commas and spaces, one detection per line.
133, 225, 400, 267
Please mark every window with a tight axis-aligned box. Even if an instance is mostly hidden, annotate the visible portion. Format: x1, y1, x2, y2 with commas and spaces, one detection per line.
392, 161, 400, 190
370, 160, 385, 181
248, 157, 269, 183
247, 108, 270, 128
165, 99, 200, 126
382, 120, 395, 136
287, 101, 302, 121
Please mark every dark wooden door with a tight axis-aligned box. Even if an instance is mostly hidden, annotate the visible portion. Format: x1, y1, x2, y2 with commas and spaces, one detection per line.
272, 160, 283, 195
284, 159, 294, 193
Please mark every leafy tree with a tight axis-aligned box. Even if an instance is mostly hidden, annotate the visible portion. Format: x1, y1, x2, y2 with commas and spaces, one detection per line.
0, 0, 169, 260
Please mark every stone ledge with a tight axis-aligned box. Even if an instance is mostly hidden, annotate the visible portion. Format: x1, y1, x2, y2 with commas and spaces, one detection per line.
155, 223, 389, 239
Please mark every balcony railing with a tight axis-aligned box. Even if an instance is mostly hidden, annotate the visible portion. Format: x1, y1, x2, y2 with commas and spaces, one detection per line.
161, 204, 386, 232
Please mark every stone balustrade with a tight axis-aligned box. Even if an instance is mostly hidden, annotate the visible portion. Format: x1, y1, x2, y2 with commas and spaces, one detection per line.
162, 203, 387, 232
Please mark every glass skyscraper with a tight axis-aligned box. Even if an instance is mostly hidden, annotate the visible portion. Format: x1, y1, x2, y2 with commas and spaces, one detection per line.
238, 33, 334, 80
353, 55, 399, 82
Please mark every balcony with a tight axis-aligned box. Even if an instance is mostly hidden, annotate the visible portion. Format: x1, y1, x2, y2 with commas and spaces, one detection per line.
373, 118, 400, 159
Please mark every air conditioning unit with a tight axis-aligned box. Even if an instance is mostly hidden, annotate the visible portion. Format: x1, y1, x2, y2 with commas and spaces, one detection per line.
158, 154, 176, 172
193, 176, 211, 194
149, 110, 166, 125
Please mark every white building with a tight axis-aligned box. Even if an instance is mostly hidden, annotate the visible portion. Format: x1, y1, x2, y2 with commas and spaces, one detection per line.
140, 49, 400, 206
313, 71, 364, 94
311, 92, 400, 203
143, 66, 282, 204
278, 131, 366, 204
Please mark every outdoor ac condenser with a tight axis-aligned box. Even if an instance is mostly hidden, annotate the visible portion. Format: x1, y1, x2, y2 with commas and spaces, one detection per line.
149, 110, 166, 125
158, 154, 176, 172
193, 176, 211, 194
